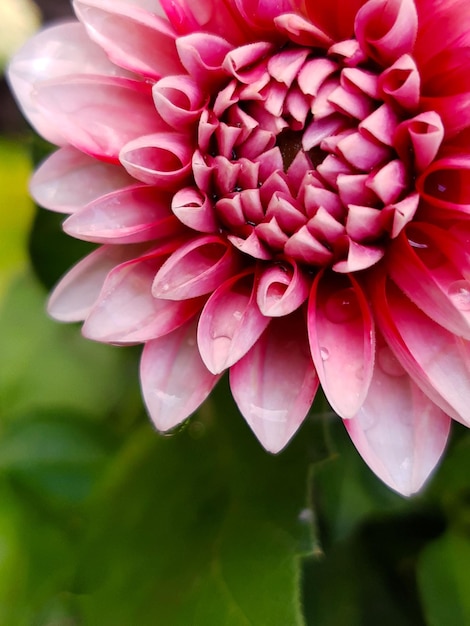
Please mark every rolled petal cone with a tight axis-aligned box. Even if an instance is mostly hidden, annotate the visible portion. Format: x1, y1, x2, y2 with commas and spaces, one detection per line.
8, 0, 470, 495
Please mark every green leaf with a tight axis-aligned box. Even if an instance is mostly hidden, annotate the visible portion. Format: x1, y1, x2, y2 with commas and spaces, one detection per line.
76, 380, 319, 626
418, 531, 470, 626
0, 271, 139, 421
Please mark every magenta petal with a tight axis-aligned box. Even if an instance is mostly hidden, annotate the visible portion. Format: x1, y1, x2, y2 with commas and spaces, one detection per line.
176, 33, 234, 88
171, 187, 218, 232
197, 270, 269, 373
34, 76, 163, 161
372, 276, 470, 425
140, 320, 221, 432
345, 337, 451, 496
47, 244, 147, 322
153, 74, 208, 129
308, 271, 375, 418
230, 311, 319, 453
63, 185, 182, 244
256, 258, 310, 317
152, 235, 241, 300
120, 132, 192, 187
30, 146, 134, 213
83, 251, 203, 343
355, 0, 418, 66
389, 225, 470, 339
416, 156, 470, 213
74, 1, 184, 79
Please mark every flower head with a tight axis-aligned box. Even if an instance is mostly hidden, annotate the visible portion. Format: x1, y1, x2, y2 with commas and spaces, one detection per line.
8, 0, 470, 495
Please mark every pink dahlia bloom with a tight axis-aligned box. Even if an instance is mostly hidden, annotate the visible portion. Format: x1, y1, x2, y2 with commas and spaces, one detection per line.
8, 0, 470, 495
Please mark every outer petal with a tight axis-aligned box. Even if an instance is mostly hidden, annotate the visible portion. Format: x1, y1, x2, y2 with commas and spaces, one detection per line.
82, 248, 203, 343
345, 335, 451, 496
371, 275, 470, 425
47, 243, 148, 322
73, 0, 184, 79
33, 76, 164, 161
304, 0, 367, 41
63, 184, 183, 244
417, 156, 470, 214
230, 311, 319, 453
308, 270, 375, 418
388, 224, 470, 339
197, 269, 270, 374
152, 235, 242, 300
7, 21, 130, 145
140, 319, 221, 432
30, 146, 135, 213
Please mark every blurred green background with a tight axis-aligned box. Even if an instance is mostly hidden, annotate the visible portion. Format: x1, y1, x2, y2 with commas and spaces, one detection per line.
2, 2, 470, 625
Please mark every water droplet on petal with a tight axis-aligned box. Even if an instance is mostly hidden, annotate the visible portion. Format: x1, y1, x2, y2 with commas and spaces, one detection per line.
378, 346, 406, 377
320, 347, 330, 361
448, 280, 470, 311
408, 234, 445, 268
324, 287, 361, 324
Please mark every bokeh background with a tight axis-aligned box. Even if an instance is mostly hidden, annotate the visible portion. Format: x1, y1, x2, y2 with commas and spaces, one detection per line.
2, 1, 470, 624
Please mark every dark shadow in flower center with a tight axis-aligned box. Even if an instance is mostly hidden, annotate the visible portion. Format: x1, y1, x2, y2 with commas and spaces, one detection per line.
277, 128, 328, 170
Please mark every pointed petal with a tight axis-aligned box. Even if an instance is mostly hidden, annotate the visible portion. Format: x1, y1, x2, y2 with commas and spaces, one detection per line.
63, 184, 183, 243
73, 0, 184, 79
119, 132, 192, 187
140, 320, 221, 432
371, 273, 470, 425
230, 311, 319, 453
30, 147, 135, 214
256, 258, 310, 316
388, 224, 470, 339
6, 21, 130, 144
83, 249, 203, 343
152, 235, 241, 300
197, 270, 269, 374
47, 244, 147, 321
308, 270, 375, 418
345, 336, 451, 496
34, 76, 163, 161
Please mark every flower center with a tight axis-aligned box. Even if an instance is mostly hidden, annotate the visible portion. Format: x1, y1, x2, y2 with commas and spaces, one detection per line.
190, 38, 442, 273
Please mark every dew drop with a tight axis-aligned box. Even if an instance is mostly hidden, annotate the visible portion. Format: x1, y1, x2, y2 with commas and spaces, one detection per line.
324, 287, 360, 324
408, 234, 445, 268
320, 347, 330, 361
448, 280, 470, 311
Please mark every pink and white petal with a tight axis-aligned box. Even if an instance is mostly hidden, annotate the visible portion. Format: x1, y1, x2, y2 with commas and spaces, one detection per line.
63, 184, 183, 244
119, 132, 192, 187
308, 270, 375, 418
83, 252, 203, 343
372, 276, 470, 425
256, 258, 310, 316
345, 339, 451, 496
197, 270, 270, 374
355, 0, 418, 67
152, 235, 242, 300
140, 320, 221, 432
34, 76, 164, 162
230, 311, 319, 453
73, 0, 184, 79
233, 0, 298, 36
30, 147, 135, 214
388, 225, 470, 339
153, 75, 208, 129
7, 21, 130, 144
171, 187, 218, 233
47, 243, 148, 322
176, 33, 234, 88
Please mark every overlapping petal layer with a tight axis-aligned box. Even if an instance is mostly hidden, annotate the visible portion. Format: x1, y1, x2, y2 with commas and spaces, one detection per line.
8, 0, 470, 494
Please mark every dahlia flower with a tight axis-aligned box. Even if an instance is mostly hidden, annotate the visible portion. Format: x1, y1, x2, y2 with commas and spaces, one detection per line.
8, 0, 470, 495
